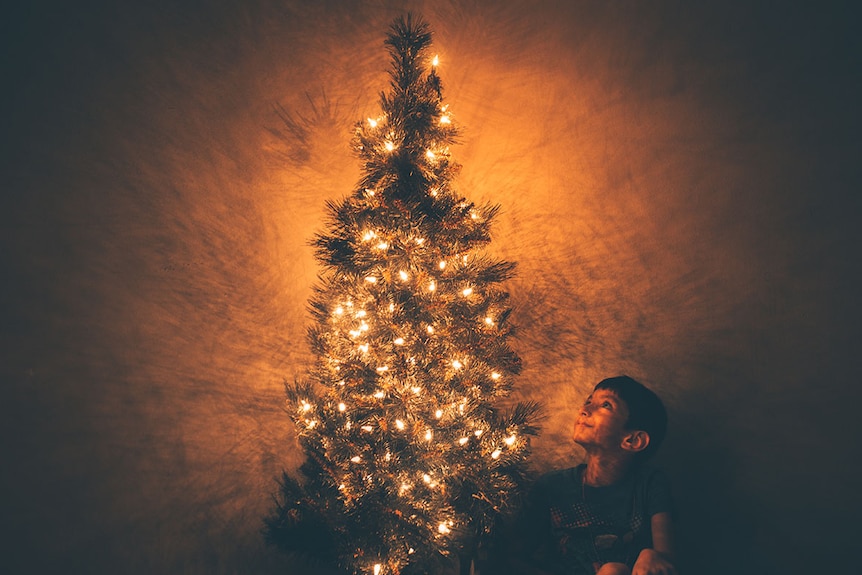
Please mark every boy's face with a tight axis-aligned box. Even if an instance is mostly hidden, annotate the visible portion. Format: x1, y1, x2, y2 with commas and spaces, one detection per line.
572, 388, 632, 450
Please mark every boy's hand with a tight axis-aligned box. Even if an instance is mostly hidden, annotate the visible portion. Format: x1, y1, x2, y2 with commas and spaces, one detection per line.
632, 548, 677, 575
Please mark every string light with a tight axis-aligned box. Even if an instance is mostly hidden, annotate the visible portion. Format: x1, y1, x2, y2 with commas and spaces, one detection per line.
484, 316, 494, 326
461, 287, 473, 297
491, 449, 502, 459
504, 435, 517, 446
338, 402, 347, 412
368, 118, 378, 128
427, 325, 435, 334
365, 276, 377, 283
376, 365, 389, 373
358, 344, 369, 353
426, 150, 436, 160
394, 337, 405, 345
432, 54, 439, 67
334, 306, 344, 316
374, 564, 382, 575
435, 409, 443, 419
385, 141, 395, 152
491, 372, 501, 380
373, 390, 385, 399
363, 231, 377, 241
458, 437, 469, 445
425, 429, 433, 441
437, 522, 450, 534
362, 425, 374, 432
438, 260, 447, 270
351, 456, 362, 463
452, 360, 463, 370
377, 241, 389, 250
395, 419, 406, 430
428, 280, 436, 292
440, 115, 450, 125
399, 270, 409, 281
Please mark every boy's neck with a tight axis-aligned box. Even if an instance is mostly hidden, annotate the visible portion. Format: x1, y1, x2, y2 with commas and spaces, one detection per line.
582, 451, 634, 487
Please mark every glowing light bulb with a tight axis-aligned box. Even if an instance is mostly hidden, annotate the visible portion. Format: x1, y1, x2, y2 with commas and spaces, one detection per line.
458, 437, 469, 445
399, 270, 409, 281
351, 456, 361, 463
471, 211, 478, 220
474, 429, 483, 436
504, 435, 517, 446
395, 419, 405, 430
374, 564, 382, 575
440, 115, 451, 124
334, 306, 344, 316
491, 449, 502, 459
416, 237, 425, 245
307, 419, 318, 428
364, 188, 375, 196
362, 425, 373, 432
491, 372, 501, 380
376, 365, 388, 373
426, 150, 436, 160
301, 401, 312, 412
359, 321, 369, 331
438, 260, 447, 270
428, 280, 436, 292
338, 402, 346, 412
435, 409, 443, 419
385, 141, 395, 151
452, 360, 463, 370
388, 303, 395, 312
365, 276, 377, 283
377, 241, 389, 250
462, 287, 473, 297
423, 474, 431, 483
438, 522, 450, 534
358, 344, 369, 353
432, 54, 439, 66
373, 390, 385, 398
356, 310, 367, 318
394, 337, 405, 345
427, 325, 435, 334
363, 231, 376, 241
485, 316, 494, 325
425, 429, 433, 441
412, 386, 421, 394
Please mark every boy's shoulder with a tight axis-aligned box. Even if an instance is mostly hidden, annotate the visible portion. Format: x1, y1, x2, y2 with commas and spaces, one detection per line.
536, 463, 668, 490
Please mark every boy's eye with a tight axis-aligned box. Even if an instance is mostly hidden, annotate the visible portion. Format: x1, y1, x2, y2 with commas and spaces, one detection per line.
602, 401, 612, 409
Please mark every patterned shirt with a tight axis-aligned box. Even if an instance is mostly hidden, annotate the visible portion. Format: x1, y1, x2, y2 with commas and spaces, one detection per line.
520, 464, 673, 574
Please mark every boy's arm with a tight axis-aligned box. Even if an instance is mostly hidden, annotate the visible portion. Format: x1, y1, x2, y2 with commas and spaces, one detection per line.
632, 512, 677, 575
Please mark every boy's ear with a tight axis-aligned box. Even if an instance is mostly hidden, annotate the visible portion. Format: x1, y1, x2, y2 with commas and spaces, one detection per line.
621, 430, 650, 453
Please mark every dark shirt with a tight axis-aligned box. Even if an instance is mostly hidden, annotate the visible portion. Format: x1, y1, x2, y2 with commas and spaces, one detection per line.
519, 464, 673, 574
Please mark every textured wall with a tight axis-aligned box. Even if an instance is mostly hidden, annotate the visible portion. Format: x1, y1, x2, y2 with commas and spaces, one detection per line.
3, 1, 860, 573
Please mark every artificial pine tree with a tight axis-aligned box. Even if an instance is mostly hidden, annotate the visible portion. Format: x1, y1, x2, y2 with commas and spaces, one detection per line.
267, 14, 540, 575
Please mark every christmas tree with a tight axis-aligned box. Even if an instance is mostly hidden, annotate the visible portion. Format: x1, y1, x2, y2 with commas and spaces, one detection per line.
267, 14, 540, 575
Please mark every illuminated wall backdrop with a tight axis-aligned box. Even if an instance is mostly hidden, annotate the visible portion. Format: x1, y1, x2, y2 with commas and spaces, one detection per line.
2, 1, 859, 574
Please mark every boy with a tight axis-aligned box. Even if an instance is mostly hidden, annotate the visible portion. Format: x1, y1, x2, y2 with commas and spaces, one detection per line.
515, 376, 677, 575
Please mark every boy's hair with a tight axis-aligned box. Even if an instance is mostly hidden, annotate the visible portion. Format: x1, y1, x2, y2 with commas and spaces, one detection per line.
595, 376, 668, 461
